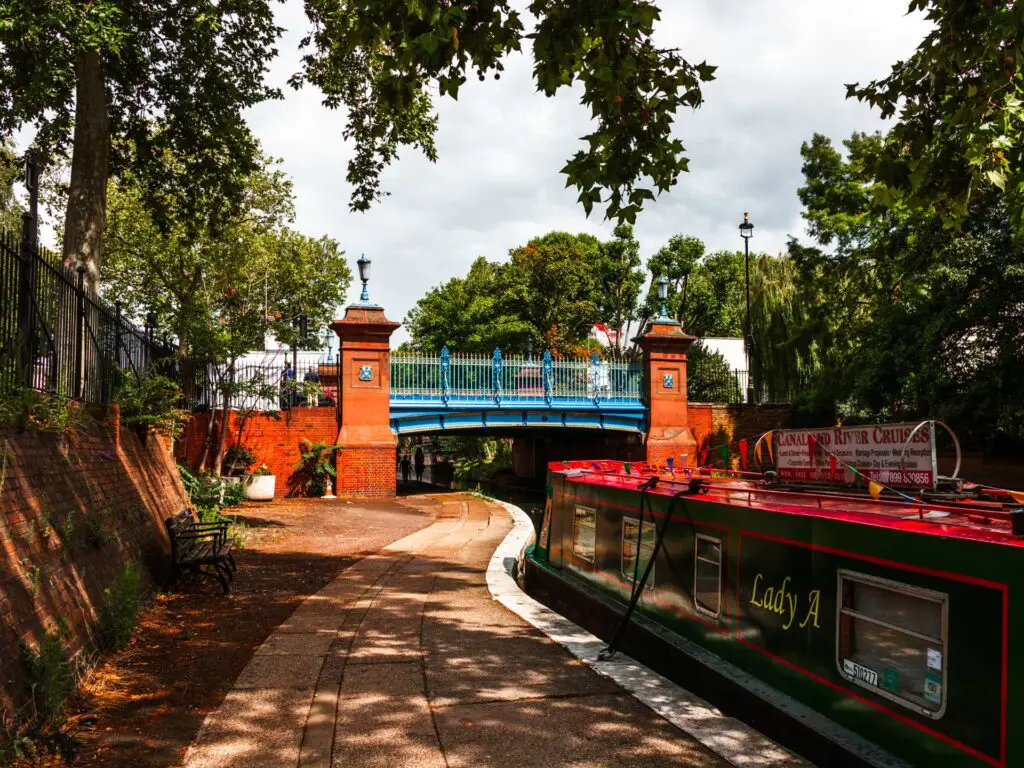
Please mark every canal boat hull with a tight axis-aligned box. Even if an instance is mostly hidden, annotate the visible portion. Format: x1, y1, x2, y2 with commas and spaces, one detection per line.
529, 464, 1021, 768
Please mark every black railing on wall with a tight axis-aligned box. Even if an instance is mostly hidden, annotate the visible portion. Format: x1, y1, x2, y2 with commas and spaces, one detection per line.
0, 230, 174, 406
686, 358, 807, 405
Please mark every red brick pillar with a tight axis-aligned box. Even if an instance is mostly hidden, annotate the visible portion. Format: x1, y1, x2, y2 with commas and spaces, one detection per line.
636, 318, 698, 467
330, 305, 400, 497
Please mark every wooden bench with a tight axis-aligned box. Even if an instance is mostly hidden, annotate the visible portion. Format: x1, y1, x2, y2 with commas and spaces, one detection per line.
165, 509, 238, 594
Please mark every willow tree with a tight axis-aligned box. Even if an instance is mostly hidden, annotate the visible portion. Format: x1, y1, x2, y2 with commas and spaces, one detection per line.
0, 0, 280, 289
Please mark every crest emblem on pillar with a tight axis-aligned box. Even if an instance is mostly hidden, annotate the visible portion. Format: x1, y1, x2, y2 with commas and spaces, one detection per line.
359, 365, 373, 382
663, 373, 674, 389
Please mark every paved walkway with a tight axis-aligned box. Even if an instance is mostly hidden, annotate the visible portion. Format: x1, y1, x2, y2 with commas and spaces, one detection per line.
181, 496, 780, 768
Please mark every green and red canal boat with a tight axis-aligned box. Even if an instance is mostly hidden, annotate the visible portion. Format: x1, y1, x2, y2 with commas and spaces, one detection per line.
526, 441, 1024, 768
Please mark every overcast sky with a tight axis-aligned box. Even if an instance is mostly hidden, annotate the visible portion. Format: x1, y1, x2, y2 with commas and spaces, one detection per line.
248, 2, 929, 345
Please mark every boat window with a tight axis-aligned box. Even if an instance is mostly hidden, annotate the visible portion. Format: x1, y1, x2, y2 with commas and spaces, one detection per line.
573, 505, 597, 563
694, 534, 722, 618
621, 517, 657, 588
836, 570, 948, 718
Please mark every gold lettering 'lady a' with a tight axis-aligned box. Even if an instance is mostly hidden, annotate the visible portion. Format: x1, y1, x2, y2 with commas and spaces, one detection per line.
749, 573, 819, 632
799, 589, 821, 629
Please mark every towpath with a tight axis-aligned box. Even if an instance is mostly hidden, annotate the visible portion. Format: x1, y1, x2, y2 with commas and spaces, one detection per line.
182, 494, 803, 768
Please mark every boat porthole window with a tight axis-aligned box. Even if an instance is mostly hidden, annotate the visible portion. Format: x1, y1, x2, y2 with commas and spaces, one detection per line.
621, 517, 657, 589
694, 534, 722, 618
572, 505, 597, 563
836, 570, 948, 719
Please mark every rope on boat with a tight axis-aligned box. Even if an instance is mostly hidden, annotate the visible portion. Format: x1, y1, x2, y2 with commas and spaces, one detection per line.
598, 478, 704, 662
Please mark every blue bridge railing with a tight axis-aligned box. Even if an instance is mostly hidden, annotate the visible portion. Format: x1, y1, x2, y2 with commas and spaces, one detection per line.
390, 347, 642, 408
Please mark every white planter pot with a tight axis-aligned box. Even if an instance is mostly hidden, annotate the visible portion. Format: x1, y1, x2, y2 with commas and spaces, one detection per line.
244, 475, 276, 501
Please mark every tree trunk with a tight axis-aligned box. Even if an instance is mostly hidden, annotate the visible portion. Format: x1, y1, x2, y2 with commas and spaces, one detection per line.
212, 403, 229, 476
62, 49, 110, 292
195, 409, 215, 472
211, 359, 236, 476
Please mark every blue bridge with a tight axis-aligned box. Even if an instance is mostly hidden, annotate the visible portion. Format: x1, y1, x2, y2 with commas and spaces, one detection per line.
389, 348, 645, 435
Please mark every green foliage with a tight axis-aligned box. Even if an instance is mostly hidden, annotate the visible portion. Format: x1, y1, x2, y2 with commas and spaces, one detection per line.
223, 444, 258, 477
98, 560, 141, 652
0, 387, 90, 434
0, 0, 282, 258
177, 465, 245, 518
451, 437, 512, 482
789, 131, 1024, 450
686, 342, 742, 404
0, 139, 22, 233
405, 230, 626, 355
594, 224, 645, 358
295, 439, 340, 497
102, 153, 351, 365
294, 0, 715, 222
113, 373, 188, 438
19, 622, 72, 723
848, 1, 1024, 229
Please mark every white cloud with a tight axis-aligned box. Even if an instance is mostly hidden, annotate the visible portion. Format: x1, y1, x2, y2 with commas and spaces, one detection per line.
245, 1, 931, 345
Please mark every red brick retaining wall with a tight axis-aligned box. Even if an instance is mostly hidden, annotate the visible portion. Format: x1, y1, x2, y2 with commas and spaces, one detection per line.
0, 406, 187, 719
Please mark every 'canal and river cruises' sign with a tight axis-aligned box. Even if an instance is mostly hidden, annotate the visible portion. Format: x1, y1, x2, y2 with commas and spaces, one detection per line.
774, 421, 937, 488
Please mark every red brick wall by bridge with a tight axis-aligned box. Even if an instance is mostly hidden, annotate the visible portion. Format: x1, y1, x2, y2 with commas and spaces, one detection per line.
687, 403, 793, 468
0, 406, 187, 719
176, 407, 346, 497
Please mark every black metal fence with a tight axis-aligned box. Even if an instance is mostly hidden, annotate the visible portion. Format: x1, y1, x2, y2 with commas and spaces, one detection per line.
687, 359, 807, 405
0, 229, 174, 406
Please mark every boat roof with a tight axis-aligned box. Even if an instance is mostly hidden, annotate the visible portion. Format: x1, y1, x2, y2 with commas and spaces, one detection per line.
550, 460, 1024, 548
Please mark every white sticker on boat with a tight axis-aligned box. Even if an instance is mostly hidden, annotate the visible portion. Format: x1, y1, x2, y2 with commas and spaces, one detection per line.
843, 659, 879, 687
927, 648, 942, 671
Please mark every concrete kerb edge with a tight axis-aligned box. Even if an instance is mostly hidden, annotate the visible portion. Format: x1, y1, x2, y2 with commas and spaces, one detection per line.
484, 497, 812, 768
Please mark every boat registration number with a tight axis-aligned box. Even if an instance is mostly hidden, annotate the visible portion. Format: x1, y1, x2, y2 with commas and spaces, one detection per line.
843, 659, 879, 687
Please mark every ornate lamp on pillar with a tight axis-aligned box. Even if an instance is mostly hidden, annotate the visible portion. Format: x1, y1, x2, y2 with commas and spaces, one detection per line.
635, 275, 697, 468
330, 254, 401, 497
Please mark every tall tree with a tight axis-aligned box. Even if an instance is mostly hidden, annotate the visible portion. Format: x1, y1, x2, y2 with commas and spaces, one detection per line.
295, 0, 716, 223
595, 224, 644, 357
405, 231, 609, 356
0, 0, 281, 288
642, 234, 705, 325
101, 153, 351, 366
790, 131, 1024, 450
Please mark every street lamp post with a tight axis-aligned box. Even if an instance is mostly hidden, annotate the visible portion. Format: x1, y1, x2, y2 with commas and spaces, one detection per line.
656, 274, 669, 320
357, 253, 372, 304
738, 212, 755, 404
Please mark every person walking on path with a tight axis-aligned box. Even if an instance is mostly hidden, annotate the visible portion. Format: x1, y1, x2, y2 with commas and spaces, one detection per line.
414, 446, 425, 484
399, 453, 411, 485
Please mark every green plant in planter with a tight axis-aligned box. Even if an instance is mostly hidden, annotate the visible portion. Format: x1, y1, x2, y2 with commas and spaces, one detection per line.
223, 444, 258, 477
295, 439, 340, 497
